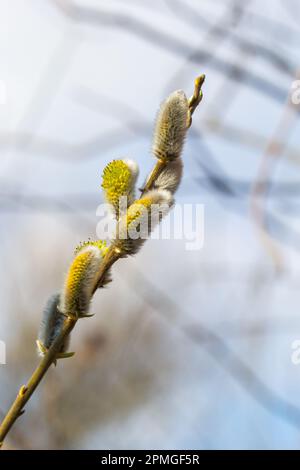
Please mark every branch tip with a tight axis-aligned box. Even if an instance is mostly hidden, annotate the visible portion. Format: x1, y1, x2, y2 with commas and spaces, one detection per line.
188, 74, 206, 121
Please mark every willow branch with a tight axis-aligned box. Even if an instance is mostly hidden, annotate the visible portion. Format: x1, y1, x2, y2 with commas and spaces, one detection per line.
0, 317, 76, 446
0, 245, 119, 447
0, 75, 204, 448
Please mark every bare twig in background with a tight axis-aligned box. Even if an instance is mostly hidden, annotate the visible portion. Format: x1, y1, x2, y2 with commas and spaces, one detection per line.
51, 0, 291, 104
250, 72, 300, 272
165, 0, 295, 77
132, 268, 300, 432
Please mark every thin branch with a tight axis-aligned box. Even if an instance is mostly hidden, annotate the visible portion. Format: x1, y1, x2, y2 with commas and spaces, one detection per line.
0, 317, 76, 446
0, 240, 121, 447
0, 76, 203, 447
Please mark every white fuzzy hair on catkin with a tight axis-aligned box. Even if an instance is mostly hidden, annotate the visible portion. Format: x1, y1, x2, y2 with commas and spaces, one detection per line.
59, 246, 108, 318
154, 158, 183, 194
37, 293, 69, 356
115, 189, 174, 255
122, 159, 139, 182
152, 90, 189, 162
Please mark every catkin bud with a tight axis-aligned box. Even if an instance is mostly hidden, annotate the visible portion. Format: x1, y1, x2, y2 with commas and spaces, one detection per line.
101, 159, 139, 218
60, 243, 109, 318
152, 90, 189, 162
37, 293, 70, 357
114, 189, 174, 255
153, 158, 183, 194
74, 239, 108, 257
75, 239, 111, 287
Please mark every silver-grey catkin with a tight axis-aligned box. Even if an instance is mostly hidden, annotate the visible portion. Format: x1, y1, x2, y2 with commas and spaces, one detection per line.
152, 90, 189, 162
37, 293, 70, 356
114, 189, 174, 255
153, 158, 183, 194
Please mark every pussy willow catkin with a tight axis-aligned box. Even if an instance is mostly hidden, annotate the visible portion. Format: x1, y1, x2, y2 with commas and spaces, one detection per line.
153, 158, 183, 194
37, 292, 70, 356
0, 76, 205, 449
101, 159, 139, 218
114, 189, 174, 255
152, 90, 189, 162
59, 243, 109, 319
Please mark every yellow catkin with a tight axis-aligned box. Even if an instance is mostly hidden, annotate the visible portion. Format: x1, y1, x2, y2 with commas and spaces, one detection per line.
101, 159, 139, 218
114, 189, 174, 255
75, 239, 108, 256
60, 246, 105, 318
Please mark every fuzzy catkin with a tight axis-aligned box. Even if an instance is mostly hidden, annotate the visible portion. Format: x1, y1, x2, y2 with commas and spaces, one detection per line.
153, 158, 183, 194
101, 159, 139, 218
114, 189, 174, 255
37, 293, 69, 356
152, 90, 189, 162
59, 245, 108, 318
75, 239, 108, 257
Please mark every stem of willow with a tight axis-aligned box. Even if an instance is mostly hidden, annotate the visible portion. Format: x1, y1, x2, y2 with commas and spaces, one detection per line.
0, 247, 118, 447
140, 159, 167, 195
0, 74, 205, 448
0, 316, 76, 446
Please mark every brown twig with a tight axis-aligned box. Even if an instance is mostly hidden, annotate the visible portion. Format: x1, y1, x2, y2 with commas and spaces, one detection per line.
0, 75, 204, 447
